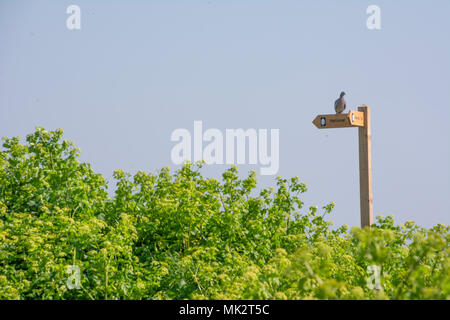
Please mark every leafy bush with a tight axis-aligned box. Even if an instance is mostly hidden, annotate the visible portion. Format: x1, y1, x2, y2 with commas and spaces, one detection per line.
0, 128, 449, 299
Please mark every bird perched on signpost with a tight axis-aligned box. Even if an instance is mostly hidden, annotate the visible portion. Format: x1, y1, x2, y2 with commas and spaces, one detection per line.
334, 92, 346, 114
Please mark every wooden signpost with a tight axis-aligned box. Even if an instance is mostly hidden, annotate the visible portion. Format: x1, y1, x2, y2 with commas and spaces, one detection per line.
312, 105, 373, 228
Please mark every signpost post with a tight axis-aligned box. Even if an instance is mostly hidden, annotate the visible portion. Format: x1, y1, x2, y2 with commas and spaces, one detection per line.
312, 105, 373, 228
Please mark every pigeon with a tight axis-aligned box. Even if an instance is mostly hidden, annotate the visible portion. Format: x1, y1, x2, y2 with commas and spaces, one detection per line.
334, 91, 346, 114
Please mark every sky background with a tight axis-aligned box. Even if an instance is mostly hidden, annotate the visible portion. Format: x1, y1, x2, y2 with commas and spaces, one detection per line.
1, 0, 449, 228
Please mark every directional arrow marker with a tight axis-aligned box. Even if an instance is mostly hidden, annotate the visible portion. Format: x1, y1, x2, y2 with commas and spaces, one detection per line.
312, 110, 364, 129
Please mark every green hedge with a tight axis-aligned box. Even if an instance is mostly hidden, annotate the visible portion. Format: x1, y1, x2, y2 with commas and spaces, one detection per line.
0, 127, 448, 299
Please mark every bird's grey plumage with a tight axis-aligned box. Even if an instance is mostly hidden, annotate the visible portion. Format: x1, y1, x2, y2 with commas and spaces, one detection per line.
334, 92, 346, 114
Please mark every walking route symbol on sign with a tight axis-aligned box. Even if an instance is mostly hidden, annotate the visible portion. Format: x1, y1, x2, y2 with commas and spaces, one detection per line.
312, 105, 373, 228
312, 110, 364, 129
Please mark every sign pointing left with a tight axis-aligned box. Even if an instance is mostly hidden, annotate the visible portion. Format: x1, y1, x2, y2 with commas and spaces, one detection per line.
312, 110, 364, 129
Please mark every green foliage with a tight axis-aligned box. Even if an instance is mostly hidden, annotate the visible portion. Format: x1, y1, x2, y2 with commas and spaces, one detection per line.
0, 127, 449, 299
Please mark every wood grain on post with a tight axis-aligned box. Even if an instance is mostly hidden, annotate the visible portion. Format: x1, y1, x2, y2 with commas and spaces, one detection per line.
358, 105, 373, 228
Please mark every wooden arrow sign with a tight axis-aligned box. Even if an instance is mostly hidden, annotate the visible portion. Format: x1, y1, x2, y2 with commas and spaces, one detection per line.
312, 105, 373, 228
312, 110, 364, 129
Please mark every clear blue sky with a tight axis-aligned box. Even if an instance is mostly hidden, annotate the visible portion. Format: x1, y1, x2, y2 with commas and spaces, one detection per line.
1, 0, 449, 228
